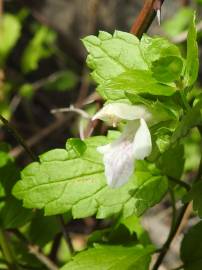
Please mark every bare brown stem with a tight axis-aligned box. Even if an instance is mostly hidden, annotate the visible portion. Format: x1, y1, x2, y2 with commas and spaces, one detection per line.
29, 245, 59, 270
130, 0, 165, 38
0, 0, 3, 18
9, 229, 58, 270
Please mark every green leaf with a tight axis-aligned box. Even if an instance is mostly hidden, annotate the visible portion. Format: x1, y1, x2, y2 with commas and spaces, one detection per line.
184, 181, 202, 217
184, 129, 201, 172
181, 221, 202, 270
27, 211, 60, 247
0, 145, 19, 193
0, 197, 33, 229
0, 144, 33, 228
126, 93, 180, 123
61, 244, 154, 270
88, 215, 151, 247
0, 143, 10, 167
157, 144, 185, 179
0, 14, 21, 65
83, 31, 183, 102
163, 7, 194, 38
0, 101, 11, 123
97, 70, 176, 100
155, 134, 171, 154
172, 99, 202, 143
67, 138, 87, 156
120, 215, 151, 246
82, 31, 148, 85
149, 122, 177, 161
88, 222, 138, 247
19, 83, 34, 100
12, 135, 168, 218
184, 13, 199, 87
151, 56, 183, 83
21, 26, 56, 73
140, 35, 181, 64
44, 71, 78, 92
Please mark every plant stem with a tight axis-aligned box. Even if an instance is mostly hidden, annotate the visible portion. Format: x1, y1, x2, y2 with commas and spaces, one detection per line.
0, 114, 37, 161
171, 265, 184, 270
130, 0, 165, 38
152, 202, 189, 270
0, 229, 19, 270
153, 149, 202, 270
9, 229, 58, 270
0, 0, 3, 19
58, 215, 74, 255
29, 245, 58, 270
169, 189, 177, 233
169, 177, 191, 192
49, 233, 62, 263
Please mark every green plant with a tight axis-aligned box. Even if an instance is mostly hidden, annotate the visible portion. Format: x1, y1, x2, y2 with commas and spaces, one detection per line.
0, 1, 202, 270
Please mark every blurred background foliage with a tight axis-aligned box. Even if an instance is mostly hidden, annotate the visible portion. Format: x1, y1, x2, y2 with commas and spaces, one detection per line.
0, 0, 202, 269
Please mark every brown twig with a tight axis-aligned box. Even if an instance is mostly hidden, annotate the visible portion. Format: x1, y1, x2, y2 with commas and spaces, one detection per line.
0, 0, 3, 19
29, 245, 59, 270
181, 0, 190, 6
130, 0, 165, 37
9, 229, 58, 270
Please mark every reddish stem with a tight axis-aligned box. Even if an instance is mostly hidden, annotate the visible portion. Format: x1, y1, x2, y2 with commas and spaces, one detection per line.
130, 0, 165, 38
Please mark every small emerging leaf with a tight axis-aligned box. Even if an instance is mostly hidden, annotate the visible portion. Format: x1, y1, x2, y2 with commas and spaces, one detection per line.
151, 56, 183, 83
184, 13, 199, 87
67, 138, 87, 156
0, 14, 21, 65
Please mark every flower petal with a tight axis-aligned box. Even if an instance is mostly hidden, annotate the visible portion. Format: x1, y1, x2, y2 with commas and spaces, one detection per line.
97, 140, 135, 188
133, 118, 152, 160
92, 103, 151, 126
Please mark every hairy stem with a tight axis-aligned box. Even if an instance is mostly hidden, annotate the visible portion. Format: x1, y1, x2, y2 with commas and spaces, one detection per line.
130, 0, 165, 38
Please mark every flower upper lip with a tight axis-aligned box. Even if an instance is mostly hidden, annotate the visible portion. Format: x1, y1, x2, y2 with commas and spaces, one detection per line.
92, 102, 152, 126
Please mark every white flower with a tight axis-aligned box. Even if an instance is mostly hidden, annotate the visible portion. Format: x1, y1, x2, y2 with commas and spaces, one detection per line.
93, 103, 152, 188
